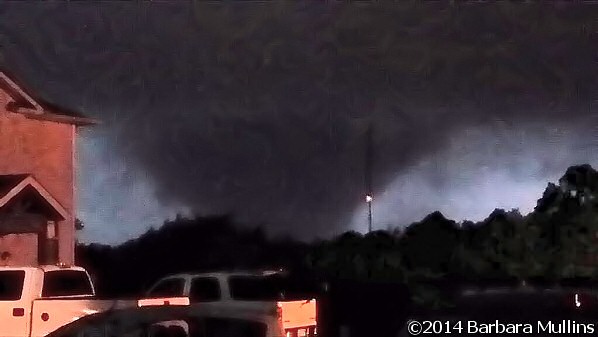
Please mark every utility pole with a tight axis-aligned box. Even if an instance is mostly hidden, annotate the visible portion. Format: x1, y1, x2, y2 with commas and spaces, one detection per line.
365, 123, 373, 233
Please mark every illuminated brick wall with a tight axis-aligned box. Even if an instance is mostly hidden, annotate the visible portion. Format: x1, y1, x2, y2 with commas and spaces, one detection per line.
0, 85, 76, 266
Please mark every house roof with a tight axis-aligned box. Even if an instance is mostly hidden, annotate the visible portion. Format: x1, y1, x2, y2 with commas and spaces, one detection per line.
0, 174, 30, 197
0, 174, 69, 221
0, 68, 99, 126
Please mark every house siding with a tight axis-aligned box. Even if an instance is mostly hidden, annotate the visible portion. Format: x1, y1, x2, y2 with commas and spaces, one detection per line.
0, 233, 38, 266
0, 90, 75, 265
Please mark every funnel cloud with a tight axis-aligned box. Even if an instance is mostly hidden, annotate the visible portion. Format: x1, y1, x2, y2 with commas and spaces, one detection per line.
1, 3, 598, 243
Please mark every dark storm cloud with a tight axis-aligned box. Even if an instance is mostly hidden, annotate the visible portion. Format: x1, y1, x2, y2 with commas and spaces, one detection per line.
1, 3, 598, 239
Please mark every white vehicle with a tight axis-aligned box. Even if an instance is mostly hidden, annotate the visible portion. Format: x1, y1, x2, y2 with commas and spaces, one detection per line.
0, 264, 139, 337
146, 270, 318, 337
47, 305, 287, 337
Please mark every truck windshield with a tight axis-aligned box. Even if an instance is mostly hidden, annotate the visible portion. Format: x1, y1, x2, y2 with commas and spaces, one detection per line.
0, 271, 25, 300
42, 270, 93, 297
228, 276, 282, 300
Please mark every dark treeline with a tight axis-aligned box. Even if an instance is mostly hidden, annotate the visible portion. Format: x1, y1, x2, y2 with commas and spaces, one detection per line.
77, 164, 598, 305
76, 215, 311, 297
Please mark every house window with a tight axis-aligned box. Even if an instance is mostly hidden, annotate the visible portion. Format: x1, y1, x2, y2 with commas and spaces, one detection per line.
47, 221, 56, 239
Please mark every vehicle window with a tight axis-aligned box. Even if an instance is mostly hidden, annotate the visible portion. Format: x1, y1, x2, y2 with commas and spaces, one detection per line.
0, 270, 25, 300
203, 317, 267, 337
189, 277, 220, 302
42, 270, 93, 297
148, 278, 185, 298
228, 276, 282, 300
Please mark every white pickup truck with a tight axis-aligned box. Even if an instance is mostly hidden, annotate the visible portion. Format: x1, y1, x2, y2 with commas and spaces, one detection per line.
0, 265, 139, 337
145, 271, 318, 337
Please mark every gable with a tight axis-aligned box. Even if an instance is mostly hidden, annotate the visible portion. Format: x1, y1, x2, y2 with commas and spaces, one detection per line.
0, 175, 69, 221
0, 69, 98, 126
0, 72, 42, 111
0, 174, 29, 197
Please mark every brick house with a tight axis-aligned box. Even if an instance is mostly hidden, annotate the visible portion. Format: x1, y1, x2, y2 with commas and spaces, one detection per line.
0, 69, 96, 266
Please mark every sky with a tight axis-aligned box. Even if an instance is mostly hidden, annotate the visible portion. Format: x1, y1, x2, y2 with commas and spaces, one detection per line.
1, 3, 598, 244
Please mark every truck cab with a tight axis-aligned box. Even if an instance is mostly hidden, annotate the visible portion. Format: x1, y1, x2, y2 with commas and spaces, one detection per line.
0, 264, 135, 337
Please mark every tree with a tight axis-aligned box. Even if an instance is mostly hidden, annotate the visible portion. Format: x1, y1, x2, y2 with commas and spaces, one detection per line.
77, 215, 308, 296
533, 164, 598, 279
544, 204, 598, 279
75, 218, 84, 231
399, 211, 460, 276
307, 231, 406, 283
535, 182, 563, 214
457, 208, 549, 283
